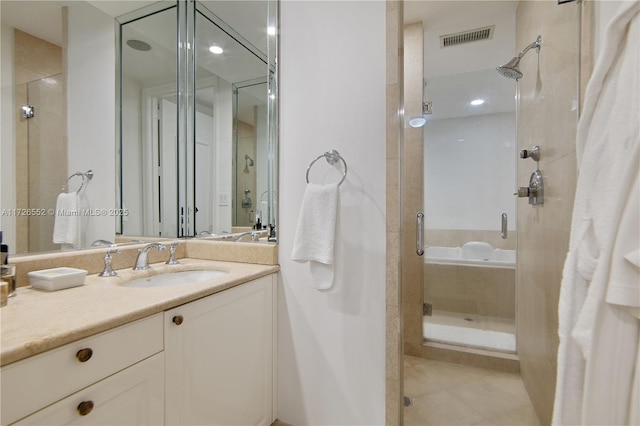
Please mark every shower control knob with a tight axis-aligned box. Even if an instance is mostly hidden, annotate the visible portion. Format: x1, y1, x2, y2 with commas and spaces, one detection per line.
514, 170, 544, 205
519, 145, 540, 161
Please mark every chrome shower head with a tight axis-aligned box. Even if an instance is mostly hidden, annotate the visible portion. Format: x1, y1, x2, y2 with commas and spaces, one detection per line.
243, 154, 254, 173
497, 35, 541, 80
497, 56, 523, 80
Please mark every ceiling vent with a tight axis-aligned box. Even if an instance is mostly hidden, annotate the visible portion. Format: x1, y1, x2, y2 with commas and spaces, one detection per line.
440, 25, 494, 48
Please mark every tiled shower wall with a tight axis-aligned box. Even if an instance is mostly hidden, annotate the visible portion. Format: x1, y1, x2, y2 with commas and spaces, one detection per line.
234, 120, 257, 227
515, 2, 593, 424
401, 21, 425, 359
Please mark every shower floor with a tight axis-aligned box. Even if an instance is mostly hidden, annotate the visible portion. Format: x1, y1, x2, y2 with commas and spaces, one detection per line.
423, 310, 516, 353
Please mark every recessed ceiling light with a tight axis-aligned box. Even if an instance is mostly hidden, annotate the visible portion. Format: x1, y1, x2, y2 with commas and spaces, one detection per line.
267, 26, 276, 36
209, 45, 223, 54
470, 99, 485, 106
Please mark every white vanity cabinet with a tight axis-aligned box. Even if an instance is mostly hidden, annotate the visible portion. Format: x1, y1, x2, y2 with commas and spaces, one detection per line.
1, 314, 164, 426
164, 274, 276, 426
1, 272, 277, 426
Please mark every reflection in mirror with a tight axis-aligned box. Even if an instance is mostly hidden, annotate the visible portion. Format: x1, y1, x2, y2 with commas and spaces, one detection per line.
119, 3, 179, 238
1, 0, 121, 255
1, 0, 278, 255
233, 78, 269, 228
118, 0, 277, 240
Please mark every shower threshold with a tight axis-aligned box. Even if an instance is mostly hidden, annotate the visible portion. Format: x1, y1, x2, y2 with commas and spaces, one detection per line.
423, 310, 516, 353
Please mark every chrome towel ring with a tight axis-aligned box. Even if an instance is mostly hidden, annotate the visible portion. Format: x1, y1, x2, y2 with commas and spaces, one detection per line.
305, 150, 347, 187
62, 170, 94, 193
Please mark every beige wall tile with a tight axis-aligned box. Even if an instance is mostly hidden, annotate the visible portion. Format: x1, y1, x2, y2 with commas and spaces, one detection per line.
14, 30, 63, 85
401, 20, 425, 355
386, 2, 404, 424
386, 231, 400, 307
425, 263, 515, 319
425, 229, 516, 250
515, 1, 588, 424
387, 305, 402, 380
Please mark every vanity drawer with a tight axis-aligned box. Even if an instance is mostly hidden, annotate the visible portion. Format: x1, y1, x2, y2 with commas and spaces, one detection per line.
13, 353, 164, 426
0, 313, 163, 426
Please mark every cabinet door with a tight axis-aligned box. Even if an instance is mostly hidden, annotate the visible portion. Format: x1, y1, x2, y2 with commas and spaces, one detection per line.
165, 275, 274, 426
15, 353, 164, 425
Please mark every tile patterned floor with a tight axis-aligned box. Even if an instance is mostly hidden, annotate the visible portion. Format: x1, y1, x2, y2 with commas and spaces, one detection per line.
404, 355, 540, 426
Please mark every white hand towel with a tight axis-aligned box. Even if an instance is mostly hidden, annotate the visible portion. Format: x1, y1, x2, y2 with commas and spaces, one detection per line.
291, 183, 339, 265
53, 192, 79, 246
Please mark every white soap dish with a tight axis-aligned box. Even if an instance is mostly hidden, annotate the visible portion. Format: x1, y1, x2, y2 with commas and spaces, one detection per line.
27, 267, 87, 291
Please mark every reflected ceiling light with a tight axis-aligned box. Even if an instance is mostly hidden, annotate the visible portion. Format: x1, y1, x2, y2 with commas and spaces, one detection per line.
470, 99, 485, 106
209, 45, 223, 54
267, 26, 276, 35
408, 101, 432, 128
126, 39, 151, 52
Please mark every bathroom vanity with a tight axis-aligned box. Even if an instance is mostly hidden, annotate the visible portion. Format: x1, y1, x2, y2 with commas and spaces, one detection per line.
0, 259, 278, 426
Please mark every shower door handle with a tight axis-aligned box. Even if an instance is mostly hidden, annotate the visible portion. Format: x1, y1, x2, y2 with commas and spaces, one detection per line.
416, 212, 424, 256
501, 213, 508, 239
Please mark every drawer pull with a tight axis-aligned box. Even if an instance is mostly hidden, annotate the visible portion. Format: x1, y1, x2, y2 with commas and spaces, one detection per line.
172, 315, 184, 325
77, 400, 94, 416
76, 348, 93, 363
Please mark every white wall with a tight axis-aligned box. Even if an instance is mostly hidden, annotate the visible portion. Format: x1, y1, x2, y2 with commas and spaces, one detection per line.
66, 2, 116, 246
425, 112, 516, 231
121, 76, 143, 236
214, 77, 233, 233
278, 2, 386, 425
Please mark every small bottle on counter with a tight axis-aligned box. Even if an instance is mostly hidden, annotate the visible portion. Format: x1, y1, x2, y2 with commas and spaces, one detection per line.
0, 280, 8, 307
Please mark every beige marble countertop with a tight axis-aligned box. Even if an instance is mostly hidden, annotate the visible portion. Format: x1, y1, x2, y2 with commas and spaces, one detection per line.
0, 259, 279, 366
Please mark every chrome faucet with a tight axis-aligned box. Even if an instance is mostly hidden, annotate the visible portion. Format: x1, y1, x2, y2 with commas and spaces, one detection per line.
226, 231, 260, 242
133, 243, 166, 270
91, 239, 115, 247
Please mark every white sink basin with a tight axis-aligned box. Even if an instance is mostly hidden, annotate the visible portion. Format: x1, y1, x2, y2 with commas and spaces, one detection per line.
122, 270, 227, 288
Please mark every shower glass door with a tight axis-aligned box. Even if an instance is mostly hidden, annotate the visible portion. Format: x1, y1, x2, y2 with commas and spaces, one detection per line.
410, 1, 518, 353
422, 68, 517, 352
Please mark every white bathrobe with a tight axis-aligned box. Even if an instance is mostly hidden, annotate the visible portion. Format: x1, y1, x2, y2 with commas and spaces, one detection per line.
553, 1, 640, 425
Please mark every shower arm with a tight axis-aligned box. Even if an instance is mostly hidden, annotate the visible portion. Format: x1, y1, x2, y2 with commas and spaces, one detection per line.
517, 35, 541, 59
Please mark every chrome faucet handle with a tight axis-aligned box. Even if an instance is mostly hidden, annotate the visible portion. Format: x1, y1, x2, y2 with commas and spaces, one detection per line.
166, 242, 180, 265
99, 248, 120, 277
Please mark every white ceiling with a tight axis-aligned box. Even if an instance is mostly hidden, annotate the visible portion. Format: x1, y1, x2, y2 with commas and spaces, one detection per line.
404, 1, 518, 120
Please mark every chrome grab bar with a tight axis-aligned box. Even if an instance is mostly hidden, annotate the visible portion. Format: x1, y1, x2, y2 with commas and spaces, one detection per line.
416, 212, 425, 256
501, 213, 508, 239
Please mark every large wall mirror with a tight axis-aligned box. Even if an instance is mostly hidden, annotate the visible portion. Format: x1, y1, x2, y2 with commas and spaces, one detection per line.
0, 0, 278, 255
